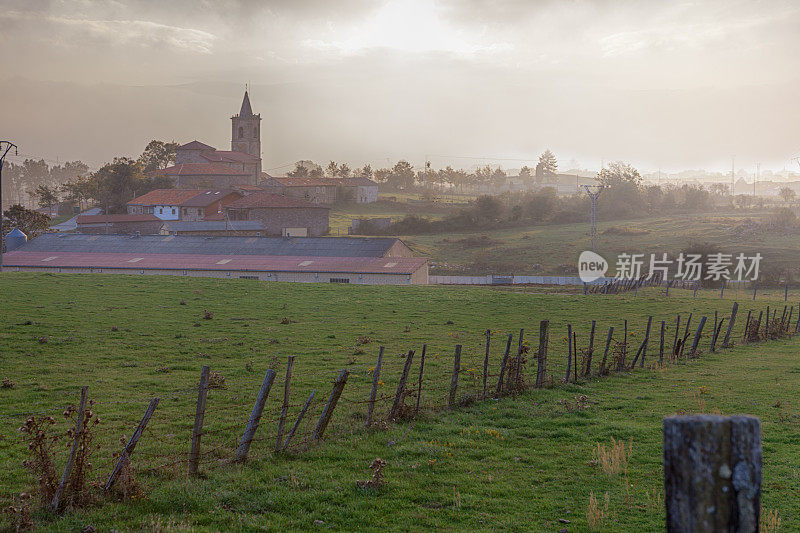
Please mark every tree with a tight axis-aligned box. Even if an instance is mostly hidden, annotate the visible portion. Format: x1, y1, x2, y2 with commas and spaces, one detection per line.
326, 161, 339, 178
385, 160, 416, 190
519, 165, 532, 185
33, 184, 59, 209
91, 158, 150, 213
355, 164, 373, 179
779, 186, 796, 204
138, 140, 179, 173
337, 163, 351, 178
2, 204, 51, 248
596, 161, 644, 218
536, 149, 558, 178
474, 195, 505, 222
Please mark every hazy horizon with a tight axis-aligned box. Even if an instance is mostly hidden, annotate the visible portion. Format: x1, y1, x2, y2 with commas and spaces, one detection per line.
1, 0, 799, 175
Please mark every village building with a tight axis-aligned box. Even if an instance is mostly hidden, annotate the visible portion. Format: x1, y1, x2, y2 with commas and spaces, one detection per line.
150, 91, 263, 187
126, 189, 242, 221
3, 234, 428, 285
262, 176, 379, 204
75, 214, 164, 235
224, 192, 330, 237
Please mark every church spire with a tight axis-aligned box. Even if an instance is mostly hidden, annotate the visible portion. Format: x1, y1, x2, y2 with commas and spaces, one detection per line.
239, 90, 253, 117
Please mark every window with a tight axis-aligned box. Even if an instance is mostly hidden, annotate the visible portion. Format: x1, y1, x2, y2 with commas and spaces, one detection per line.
145, 206, 154, 214
238, 126, 244, 139
329, 278, 350, 284
172, 208, 176, 215
239, 275, 259, 280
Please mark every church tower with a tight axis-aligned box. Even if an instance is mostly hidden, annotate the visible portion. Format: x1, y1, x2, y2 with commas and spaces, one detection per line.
231, 90, 261, 159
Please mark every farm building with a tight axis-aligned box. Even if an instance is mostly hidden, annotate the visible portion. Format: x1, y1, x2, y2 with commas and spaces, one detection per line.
127, 189, 242, 221
262, 176, 379, 204
3, 233, 427, 285
224, 192, 330, 237
76, 214, 163, 235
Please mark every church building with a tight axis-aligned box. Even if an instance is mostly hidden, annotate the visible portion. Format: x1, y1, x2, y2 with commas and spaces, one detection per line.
152, 91, 263, 188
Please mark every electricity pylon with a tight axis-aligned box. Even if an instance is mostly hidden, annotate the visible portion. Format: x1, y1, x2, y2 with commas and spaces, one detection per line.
582, 184, 606, 253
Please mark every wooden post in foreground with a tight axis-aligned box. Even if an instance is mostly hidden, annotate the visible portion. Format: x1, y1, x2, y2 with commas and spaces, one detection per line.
689, 316, 707, 357
365, 347, 384, 427
415, 344, 427, 416
389, 350, 415, 420
535, 320, 549, 387
275, 357, 295, 454
449, 344, 461, 408
663, 415, 761, 532
313, 369, 349, 441
189, 366, 210, 477
52, 385, 88, 511
282, 390, 315, 451
235, 368, 277, 462
599, 326, 613, 374
722, 302, 738, 348
105, 397, 159, 491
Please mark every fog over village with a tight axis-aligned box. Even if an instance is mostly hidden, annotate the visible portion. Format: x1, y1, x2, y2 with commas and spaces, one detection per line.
2, 1, 800, 531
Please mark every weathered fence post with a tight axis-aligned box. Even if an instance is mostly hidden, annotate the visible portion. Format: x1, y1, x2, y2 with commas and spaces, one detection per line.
765, 306, 770, 338
710, 318, 724, 353
720, 280, 725, 299
416, 343, 427, 416
275, 357, 295, 454
565, 324, 573, 382
659, 320, 665, 364
584, 320, 596, 376
743, 310, 752, 341
786, 307, 794, 334
189, 365, 210, 477
495, 333, 513, 395
752, 281, 758, 300
449, 344, 461, 408
600, 326, 613, 374
689, 316, 707, 357
666, 280, 670, 297
680, 314, 693, 358
52, 385, 88, 511
235, 368, 278, 462
281, 390, 315, 451
673, 315, 681, 357
390, 350, 415, 420
365, 346, 384, 427
693, 281, 698, 298
785, 282, 789, 302
483, 331, 490, 399
514, 328, 525, 390
663, 414, 761, 532
313, 369, 349, 441
105, 397, 159, 492
795, 304, 800, 333
640, 315, 652, 367
722, 302, 738, 348
573, 330, 578, 382
535, 320, 549, 387
619, 319, 627, 371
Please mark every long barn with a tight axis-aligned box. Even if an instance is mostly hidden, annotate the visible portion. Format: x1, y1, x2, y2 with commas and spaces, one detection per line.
3, 234, 428, 285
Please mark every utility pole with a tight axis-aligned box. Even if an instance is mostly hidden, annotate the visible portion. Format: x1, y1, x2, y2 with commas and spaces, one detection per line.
0, 140, 19, 272
582, 184, 606, 253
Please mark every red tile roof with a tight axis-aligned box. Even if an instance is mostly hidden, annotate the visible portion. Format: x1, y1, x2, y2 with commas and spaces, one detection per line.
128, 189, 208, 206
271, 177, 342, 187
4, 251, 427, 275
179, 190, 241, 207
77, 214, 160, 224
153, 163, 251, 177
226, 192, 328, 209
202, 151, 259, 163
342, 177, 378, 186
178, 140, 216, 151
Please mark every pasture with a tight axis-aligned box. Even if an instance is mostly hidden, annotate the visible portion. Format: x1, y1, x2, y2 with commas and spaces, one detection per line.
1, 273, 798, 530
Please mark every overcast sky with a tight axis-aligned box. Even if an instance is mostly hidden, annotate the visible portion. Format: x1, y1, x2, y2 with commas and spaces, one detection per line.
1, 0, 799, 175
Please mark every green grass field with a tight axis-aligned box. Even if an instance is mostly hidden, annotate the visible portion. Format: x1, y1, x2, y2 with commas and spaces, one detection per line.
399, 210, 795, 276
1, 273, 799, 530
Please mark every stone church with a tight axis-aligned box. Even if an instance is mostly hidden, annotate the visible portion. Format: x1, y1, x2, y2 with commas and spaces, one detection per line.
152, 91, 263, 188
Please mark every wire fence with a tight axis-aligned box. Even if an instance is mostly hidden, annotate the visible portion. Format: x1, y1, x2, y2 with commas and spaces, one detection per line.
1, 298, 797, 513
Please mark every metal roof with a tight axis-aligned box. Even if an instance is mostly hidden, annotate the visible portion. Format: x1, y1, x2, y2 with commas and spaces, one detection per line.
3, 251, 426, 275
18, 233, 406, 258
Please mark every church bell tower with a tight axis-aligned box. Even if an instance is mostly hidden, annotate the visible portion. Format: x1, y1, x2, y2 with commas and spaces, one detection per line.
231, 90, 261, 159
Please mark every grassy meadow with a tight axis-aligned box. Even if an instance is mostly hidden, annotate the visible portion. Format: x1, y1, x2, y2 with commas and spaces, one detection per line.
1, 273, 799, 530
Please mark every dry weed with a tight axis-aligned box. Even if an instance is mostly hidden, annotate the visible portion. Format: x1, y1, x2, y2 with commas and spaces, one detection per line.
594, 437, 632, 475
586, 491, 610, 530
761, 508, 781, 532
356, 458, 387, 490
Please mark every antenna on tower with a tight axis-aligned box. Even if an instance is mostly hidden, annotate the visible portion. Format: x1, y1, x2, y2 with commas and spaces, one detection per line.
582, 184, 607, 253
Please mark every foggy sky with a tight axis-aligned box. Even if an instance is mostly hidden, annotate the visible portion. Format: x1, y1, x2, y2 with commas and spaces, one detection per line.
1, 0, 799, 174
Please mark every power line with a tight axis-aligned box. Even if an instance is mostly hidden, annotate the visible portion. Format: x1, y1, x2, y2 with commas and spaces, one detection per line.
1, 140, 20, 272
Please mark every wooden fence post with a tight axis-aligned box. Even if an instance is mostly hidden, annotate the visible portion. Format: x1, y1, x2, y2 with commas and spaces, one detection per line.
584, 320, 596, 376
795, 304, 800, 333
535, 320, 549, 387
689, 316, 707, 357
710, 319, 724, 353
573, 330, 578, 382
281, 390, 315, 451
235, 368, 277, 462
663, 415, 761, 532
482, 331, 491, 399
640, 315, 652, 367
722, 302, 738, 348
680, 314, 693, 358
743, 310, 752, 342
785, 283, 789, 302
275, 357, 295, 454
495, 333, 513, 396
753, 281, 757, 300
313, 369, 350, 441
619, 320, 627, 371
390, 350, 415, 420
600, 326, 613, 374
673, 315, 681, 357
188, 366, 209, 477
514, 328, 525, 390
416, 343, 427, 416
765, 306, 770, 338
52, 385, 88, 511
449, 345, 461, 408
659, 321, 665, 364
105, 397, 159, 492
365, 347, 384, 427
565, 324, 573, 382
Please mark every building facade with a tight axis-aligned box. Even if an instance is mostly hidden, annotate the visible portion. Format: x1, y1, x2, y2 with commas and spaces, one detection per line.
225, 192, 330, 237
